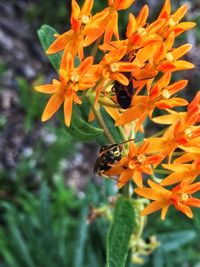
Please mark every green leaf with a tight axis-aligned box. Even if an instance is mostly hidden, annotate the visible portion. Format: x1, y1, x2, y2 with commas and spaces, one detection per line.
64, 107, 103, 142
37, 24, 61, 71
157, 230, 196, 253
107, 197, 135, 267
101, 107, 122, 143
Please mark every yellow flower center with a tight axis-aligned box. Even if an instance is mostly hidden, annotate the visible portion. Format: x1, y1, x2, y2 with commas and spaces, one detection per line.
184, 127, 192, 138
168, 18, 176, 27
166, 53, 174, 62
180, 193, 189, 201
137, 154, 146, 163
70, 71, 79, 83
81, 15, 90, 25
162, 89, 170, 99
138, 27, 147, 36
110, 62, 119, 72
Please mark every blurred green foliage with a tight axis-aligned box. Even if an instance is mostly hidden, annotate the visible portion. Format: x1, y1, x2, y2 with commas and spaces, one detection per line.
1, 1, 200, 266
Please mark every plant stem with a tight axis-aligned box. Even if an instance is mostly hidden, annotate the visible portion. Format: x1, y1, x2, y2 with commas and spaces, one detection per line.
149, 129, 165, 138
122, 183, 130, 198
98, 99, 120, 108
154, 169, 171, 174
91, 36, 102, 59
87, 95, 115, 144
172, 151, 184, 156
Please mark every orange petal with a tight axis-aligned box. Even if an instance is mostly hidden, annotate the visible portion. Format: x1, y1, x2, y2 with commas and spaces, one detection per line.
46, 30, 73, 54
104, 11, 118, 43
59, 69, 68, 85
135, 187, 168, 201
165, 31, 175, 51
133, 171, 143, 188
161, 204, 170, 220
152, 112, 184, 124
115, 104, 145, 126
171, 44, 192, 60
104, 105, 120, 121
117, 168, 133, 188
115, 0, 135, 10
78, 56, 93, 75
174, 203, 193, 218
61, 52, 74, 72
158, 62, 176, 72
148, 179, 171, 195
174, 22, 196, 36
140, 200, 167, 216
147, 18, 166, 34
80, 0, 93, 16
159, 0, 171, 19
41, 93, 64, 121
161, 172, 186, 186
171, 4, 188, 23
118, 62, 139, 72
168, 80, 188, 95
185, 182, 200, 194
35, 83, 59, 94
110, 72, 129, 85
128, 142, 137, 158
136, 5, 149, 26
64, 95, 74, 126
173, 60, 195, 70
186, 198, 200, 208
126, 13, 136, 38
88, 108, 95, 122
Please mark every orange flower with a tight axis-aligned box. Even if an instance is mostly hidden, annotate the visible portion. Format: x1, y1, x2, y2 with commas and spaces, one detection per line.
46, 0, 105, 60
84, 0, 135, 46
126, 6, 165, 48
146, 93, 200, 161
158, 0, 196, 38
115, 72, 188, 130
161, 160, 200, 186
105, 140, 164, 188
188, 91, 200, 123
157, 43, 194, 72
94, 46, 139, 104
174, 146, 200, 164
135, 179, 200, 219
153, 91, 200, 126
35, 53, 96, 126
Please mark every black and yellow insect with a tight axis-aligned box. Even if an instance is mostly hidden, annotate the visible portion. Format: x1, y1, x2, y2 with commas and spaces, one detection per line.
94, 139, 134, 176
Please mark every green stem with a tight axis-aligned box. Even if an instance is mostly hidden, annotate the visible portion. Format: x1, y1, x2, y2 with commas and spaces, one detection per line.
172, 151, 184, 156
136, 215, 145, 239
87, 95, 115, 144
91, 36, 102, 59
122, 183, 130, 198
149, 129, 165, 138
98, 99, 120, 108
154, 169, 171, 174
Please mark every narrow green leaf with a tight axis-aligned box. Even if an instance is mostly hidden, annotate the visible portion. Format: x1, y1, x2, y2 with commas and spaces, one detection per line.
107, 197, 135, 267
157, 230, 196, 253
64, 107, 103, 142
101, 107, 122, 143
7, 217, 35, 267
37, 24, 61, 71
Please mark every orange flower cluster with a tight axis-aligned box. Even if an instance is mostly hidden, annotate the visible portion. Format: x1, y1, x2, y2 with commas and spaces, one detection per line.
35, 0, 200, 219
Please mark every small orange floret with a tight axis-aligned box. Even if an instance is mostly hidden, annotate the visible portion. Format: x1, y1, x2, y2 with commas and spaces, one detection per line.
35, 53, 97, 126
135, 179, 200, 220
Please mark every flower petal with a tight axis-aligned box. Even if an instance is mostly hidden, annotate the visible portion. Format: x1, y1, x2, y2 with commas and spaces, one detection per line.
136, 5, 149, 26
41, 93, 64, 121
46, 30, 73, 54
141, 200, 167, 216
35, 83, 59, 94
64, 94, 74, 126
